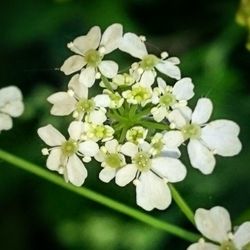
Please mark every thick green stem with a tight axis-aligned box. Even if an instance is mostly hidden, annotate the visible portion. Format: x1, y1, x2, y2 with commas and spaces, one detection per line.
169, 184, 195, 225
0, 149, 199, 242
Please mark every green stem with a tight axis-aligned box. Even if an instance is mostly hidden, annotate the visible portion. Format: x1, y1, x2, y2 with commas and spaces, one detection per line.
141, 120, 169, 131
169, 184, 195, 225
0, 149, 199, 242
101, 75, 114, 92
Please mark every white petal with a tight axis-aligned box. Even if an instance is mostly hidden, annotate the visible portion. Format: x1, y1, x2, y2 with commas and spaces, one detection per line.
88, 110, 107, 124
140, 70, 155, 86
163, 131, 184, 148
100, 23, 123, 54
60, 55, 86, 75
105, 139, 119, 154
157, 77, 167, 93
188, 139, 216, 175
136, 171, 171, 211
79, 140, 99, 157
195, 206, 231, 243
155, 61, 181, 80
47, 92, 76, 116
79, 66, 96, 88
0, 113, 12, 131
119, 32, 148, 59
201, 120, 242, 156
69, 26, 101, 54
115, 164, 137, 186
0, 86, 24, 117
0, 86, 22, 106
172, 77, 194, 101
98, 60, 118, 78
38, 124, 66, 146
120, 142, 138, 157
187, 242, 219, 250
46, 148, 62, 171
94, 94, 110, 107
192, 98, 213, 125
68, 121, 84, 140
233, 222, 250, 249
167, 109, 188, 128
68, 74, 88, 99
151, 157, 186, 182
67, 154, 87, 186
99, 167, 116, 183
160, 147, 181, 159
151, 106, 167, 122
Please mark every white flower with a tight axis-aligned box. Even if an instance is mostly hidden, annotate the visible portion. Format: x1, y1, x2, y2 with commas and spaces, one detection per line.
151, 77, 194, 122
187, 206, 250, 250
61, 24, 123, 87
81, 122, 114, 142
37, 121, 99, 186
95, 139, 126, 183
47, 74, 110, 122
126, 126, 148, 144
122, 82, 152, 106
119, 33, 181, 85
168, 98, 242, 174
0, 86, 24, 132
115, 142, 187, 211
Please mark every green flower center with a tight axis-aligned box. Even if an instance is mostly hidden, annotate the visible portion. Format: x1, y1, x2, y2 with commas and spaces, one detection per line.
140, 54, 159, 70
133, 152, 151, 171
160, 92, 176, 107
61, 139, 78, 156
151, 139, 164, 154
126, 127, 146, 144
85, 49, 102, 67
131, 86, 151, 103
76, 99, 95, 113
90, 125, 113, 140
219, 241, 237, 250
105, 153, 124, 168
181, 123, 201, 140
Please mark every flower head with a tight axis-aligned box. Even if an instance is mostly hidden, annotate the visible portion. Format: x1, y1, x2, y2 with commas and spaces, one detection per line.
168, 98, 242, 174
38, 121, 99, 186
61, 24, 123, 87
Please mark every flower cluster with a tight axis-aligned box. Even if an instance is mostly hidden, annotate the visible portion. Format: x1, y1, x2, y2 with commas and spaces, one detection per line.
38, 24, 242, 211
0, 86, 24, 132
188, 206, 250, 250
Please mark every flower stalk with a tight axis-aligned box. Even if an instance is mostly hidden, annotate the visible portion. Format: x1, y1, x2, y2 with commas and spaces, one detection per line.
0, 148, 199, 242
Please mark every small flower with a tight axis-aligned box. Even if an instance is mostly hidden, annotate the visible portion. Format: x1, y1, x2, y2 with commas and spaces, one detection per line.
61, 24, 123, 87
95, 139, 126, 183
187, 206, 250, 250
37, 121, 99, 186
126, 126, 148, 144
0, 86, 24, 132
168, 98, 242, 174
151, 77, 194, 122
119, 32, 181, 85
115, 142, 187, 211
103, 89, 124, 109
122, 83, 152, 106
47, 74, 110, 121
81, 122, 114, 142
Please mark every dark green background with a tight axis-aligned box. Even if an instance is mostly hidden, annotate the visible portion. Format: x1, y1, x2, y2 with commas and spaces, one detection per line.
0, 0, 249, 249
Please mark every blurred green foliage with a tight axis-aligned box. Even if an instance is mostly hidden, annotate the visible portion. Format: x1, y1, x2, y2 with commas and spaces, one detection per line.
0, 0, 250, 249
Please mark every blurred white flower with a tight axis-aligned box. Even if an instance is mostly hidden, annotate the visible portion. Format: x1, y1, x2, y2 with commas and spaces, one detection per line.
187, 206, 250, 250
61, 24, 123, 87
37, 121, 99, 186
168, 98, 242, 174
115, 141, 186, 211
0, 86, 24, 132
119, 32, 181, 85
